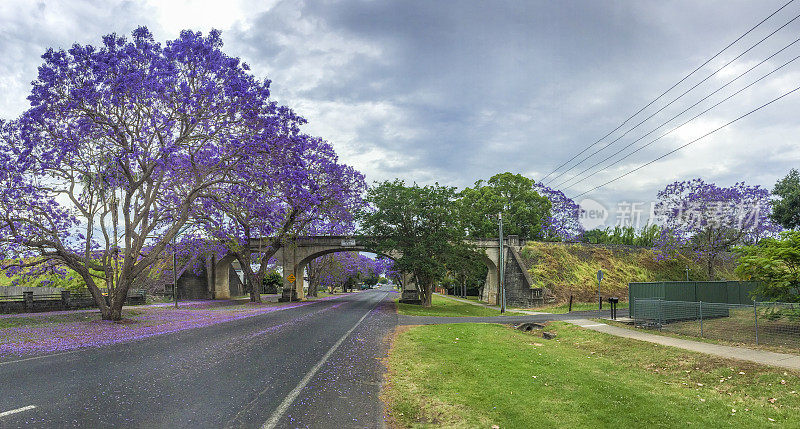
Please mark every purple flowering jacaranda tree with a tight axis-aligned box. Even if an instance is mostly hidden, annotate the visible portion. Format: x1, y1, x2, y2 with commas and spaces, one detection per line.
653, 178, 782, 279
0, 27, 291, 320
533, 183, 584, 241
307, 252, 382, 295
197, 133, 366, 302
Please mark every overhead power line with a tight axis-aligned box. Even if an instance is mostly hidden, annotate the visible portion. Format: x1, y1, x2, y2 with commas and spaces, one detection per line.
546, 11, 800, 187
556, 37, 800, 190
538, 0, 796, 184
570, 84, 800, 200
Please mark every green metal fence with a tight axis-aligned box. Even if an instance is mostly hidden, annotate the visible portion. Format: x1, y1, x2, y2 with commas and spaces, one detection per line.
633, 298, 800, 349
629, 281, 759, 318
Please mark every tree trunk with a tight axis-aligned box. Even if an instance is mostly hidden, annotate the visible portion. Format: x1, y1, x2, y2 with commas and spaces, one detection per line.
307, 279, 318, 297
421, 283, 433, 307
707, 254, 716, 280
103, 278, 132, 321
248, 272, 263, 303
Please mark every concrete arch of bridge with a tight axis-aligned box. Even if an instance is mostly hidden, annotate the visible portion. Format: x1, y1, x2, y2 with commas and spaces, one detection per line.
291, 247, 402, 298
477, 251, 499, 304
213, 253, 238, 300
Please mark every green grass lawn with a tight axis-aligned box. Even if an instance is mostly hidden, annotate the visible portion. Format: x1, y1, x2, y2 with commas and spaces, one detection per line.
383, 322, 800, 428
396, 295, 510, 317
526, 300, 629, 314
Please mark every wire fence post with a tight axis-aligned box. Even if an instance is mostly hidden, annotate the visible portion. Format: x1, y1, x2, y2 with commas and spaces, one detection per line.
754, 301, 759, 345
699, 301, 704, 338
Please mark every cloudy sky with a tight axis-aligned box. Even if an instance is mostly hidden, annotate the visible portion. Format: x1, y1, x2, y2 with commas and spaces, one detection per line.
1, 0, 799, 227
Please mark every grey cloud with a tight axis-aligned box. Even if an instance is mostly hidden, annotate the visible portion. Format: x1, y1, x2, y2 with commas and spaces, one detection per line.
1, 0, 799, 224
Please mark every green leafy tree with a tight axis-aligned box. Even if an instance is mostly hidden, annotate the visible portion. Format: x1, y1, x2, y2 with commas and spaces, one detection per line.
581, 228, 609, 244
361, 180, 468, 306
262, 271, 281, 294
459, 173, 551, 240
735, 231, 800, 302
581, 225, 661, 247
445, 246, 487, 297
363, 274, 381, 287
772, 169, 800, 230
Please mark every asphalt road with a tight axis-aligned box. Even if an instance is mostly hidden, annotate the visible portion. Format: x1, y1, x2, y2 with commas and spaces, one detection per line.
0, 287, 397, 429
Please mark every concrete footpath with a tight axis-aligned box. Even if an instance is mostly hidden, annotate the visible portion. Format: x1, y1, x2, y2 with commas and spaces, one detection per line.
566, 318, 800, 371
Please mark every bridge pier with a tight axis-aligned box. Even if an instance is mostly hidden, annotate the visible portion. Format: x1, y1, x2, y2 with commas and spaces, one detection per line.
213, 255, 236, 300
399, 272, 420, 303
279, 246, 304, 302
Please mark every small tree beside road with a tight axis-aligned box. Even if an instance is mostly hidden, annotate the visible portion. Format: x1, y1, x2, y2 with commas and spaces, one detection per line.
361, 180, 469, 307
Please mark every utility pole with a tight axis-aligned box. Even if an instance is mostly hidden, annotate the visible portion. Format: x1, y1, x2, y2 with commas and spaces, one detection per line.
685, 265, 689, 281
173, 234, 178, 308
499, 212, 505, 314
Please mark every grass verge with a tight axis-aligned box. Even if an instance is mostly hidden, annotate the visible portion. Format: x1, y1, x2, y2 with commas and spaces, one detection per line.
383, 322, 800, 428
395, 295, 508, 317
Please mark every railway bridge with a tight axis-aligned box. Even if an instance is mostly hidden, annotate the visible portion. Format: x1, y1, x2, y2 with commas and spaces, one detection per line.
200, 235, 541, 306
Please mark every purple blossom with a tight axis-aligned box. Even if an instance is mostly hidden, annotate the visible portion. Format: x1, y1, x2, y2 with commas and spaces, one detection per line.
653, 178, 782, 278
533, 183, 584, 241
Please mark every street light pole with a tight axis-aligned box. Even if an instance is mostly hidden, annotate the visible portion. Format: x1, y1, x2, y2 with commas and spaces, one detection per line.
498, 212, 505, 314
173, 234, 178, 308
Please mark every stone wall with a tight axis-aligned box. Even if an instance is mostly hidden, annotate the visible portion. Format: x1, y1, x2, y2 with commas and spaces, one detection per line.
229, 269, 244, 297
175, 265, 244, 299
504, 247, 546, 308
177, 268, 212, 300
0, 286, 63, 296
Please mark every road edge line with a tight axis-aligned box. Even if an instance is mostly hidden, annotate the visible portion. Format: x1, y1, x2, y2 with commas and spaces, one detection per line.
260, 292, 387, 429
0, 405, 36, 418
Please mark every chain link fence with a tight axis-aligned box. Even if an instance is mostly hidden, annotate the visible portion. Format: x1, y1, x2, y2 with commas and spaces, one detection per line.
633, 298, 800, 349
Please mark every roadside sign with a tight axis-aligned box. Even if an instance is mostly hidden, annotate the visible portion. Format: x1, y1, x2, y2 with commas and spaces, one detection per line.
286, 274, 296, 282
597, 269, 603, 282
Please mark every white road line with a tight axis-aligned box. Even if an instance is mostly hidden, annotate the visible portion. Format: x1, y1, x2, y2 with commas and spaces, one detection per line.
260, 292, 386, 429
0, 405, 36, 418
0, 350, 80, 367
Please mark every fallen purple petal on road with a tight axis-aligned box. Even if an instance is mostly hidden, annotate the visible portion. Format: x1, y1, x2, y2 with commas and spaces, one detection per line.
0, 295, 346, 356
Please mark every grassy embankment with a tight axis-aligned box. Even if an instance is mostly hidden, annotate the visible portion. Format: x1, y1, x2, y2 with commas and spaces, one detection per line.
520, 242, 739, 304
0, 266, 91, 290
528, 300, 630, 314
396, 295, 509, 317
384, 322, 799, 428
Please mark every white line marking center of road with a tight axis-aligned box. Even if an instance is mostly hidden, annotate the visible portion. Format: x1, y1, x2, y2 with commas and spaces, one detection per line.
260, 292, 387, 429
0, 405, 36, 418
